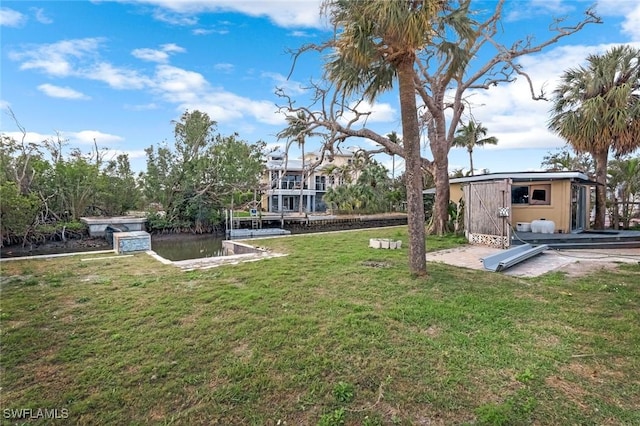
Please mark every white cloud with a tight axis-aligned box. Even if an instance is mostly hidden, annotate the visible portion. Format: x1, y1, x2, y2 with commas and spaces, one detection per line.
1, 129, 124, 149
452, 41, 640, 152
8, 34, 288, 130
86, 62, 152, 89
68, 130, 124, 144
214, 63, 235, 73
9, 38, 158, 90
0, 131, 50, 144
37, 84, 90, 100
289, 30, 312, 37
0, 7, 26, 27
161, 43, 185, 53
593, 0, 640, 41
153, 64, 209, 96
192, 27, 228, 35
31, 7, 53, 24
124, 102, 159, 111
114, 0, 326, 29
262, 72, 307, 95
192, 28, 214, 35
339, 101, 397, 126
9, 38, 104, 77
505, 0, 576, 22
132, 48, 170, 63
151, 9, 197, 26
145, 64, 286, 125
532, 0, 572, 13
243, 100, 285, 126
132, 44, 185, 63
178, 93, 284, 126
621, 4, 640, 40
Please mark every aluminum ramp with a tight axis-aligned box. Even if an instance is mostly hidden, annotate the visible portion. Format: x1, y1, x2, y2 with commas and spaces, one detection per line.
482, 243, 549, 272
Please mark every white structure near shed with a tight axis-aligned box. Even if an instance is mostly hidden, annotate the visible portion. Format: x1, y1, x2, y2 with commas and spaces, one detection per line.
81, 216, 147, 237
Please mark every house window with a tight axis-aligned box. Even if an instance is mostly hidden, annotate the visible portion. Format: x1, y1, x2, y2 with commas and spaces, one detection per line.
511, 184, 551, 205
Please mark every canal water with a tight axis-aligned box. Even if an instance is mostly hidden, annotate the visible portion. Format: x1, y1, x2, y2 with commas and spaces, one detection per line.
151, 234, 226, 261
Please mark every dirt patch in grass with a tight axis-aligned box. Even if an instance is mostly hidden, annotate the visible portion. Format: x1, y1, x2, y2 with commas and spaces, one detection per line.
545, 375, 590, 411
561, 261, 629, 277
147, 405, 167, 422
231, 342, 253, 361
564, 361, 602, 381
423, 325, 441, 338
178, 312, 201, 326
11, 346, 74, 402
562, 359, 639, 410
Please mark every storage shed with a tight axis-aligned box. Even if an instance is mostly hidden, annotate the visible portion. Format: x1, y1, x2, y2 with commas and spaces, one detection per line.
425, 171, 597, 247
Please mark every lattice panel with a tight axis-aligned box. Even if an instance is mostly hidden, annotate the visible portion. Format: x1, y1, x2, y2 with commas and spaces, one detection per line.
498, 207, 510, 217
468, 233, 509, 248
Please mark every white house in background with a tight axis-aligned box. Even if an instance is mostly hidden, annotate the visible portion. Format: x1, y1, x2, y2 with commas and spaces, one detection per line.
260, 150, 356, 213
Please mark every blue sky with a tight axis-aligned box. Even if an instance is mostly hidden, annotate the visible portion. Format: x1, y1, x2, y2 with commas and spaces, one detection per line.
1, 0, 639, 176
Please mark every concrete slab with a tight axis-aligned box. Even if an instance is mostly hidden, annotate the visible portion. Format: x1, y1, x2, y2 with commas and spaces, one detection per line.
428, 245, 640, 278
167, 251, 288, 271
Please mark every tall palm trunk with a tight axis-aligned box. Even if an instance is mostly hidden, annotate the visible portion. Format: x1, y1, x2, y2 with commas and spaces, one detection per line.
468, 148, 474, 176
593, 149, 608, 229
397, 58, 426, 275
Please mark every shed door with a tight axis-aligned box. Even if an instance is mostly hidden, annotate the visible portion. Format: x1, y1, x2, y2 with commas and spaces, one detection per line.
463, 179, 512, 248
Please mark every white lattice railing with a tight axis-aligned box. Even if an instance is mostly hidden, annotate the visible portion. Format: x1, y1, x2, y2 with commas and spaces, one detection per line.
468, 233, 510, 248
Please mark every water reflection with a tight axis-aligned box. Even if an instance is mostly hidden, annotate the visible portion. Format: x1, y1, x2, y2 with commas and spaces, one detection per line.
152, 234, 225, 261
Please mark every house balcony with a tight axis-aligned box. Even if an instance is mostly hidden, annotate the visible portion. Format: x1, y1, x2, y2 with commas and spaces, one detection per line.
266, 188, 315, 196
271, 182, 309, 190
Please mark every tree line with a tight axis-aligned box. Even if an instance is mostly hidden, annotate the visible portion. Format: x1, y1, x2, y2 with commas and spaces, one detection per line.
0, 110, 264, 247
1, 108, 408, 248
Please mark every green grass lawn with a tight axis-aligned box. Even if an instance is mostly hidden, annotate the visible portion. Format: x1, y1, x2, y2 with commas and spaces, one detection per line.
1, 228, 638, 425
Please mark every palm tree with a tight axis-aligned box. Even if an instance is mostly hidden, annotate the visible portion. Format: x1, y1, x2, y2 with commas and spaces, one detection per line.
277, 111, 314, 214
323, 0, 443, 275
356, 160, 392, 212
452, 121, 497, 176
541, 146, 594, 175
549, 45, 640, 229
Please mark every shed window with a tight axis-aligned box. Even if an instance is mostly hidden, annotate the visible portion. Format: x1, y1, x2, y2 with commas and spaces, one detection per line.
511, 184, 551, 205
532, 189, 546, 200
511, 186, 529, 204
529, 184, 551, 205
